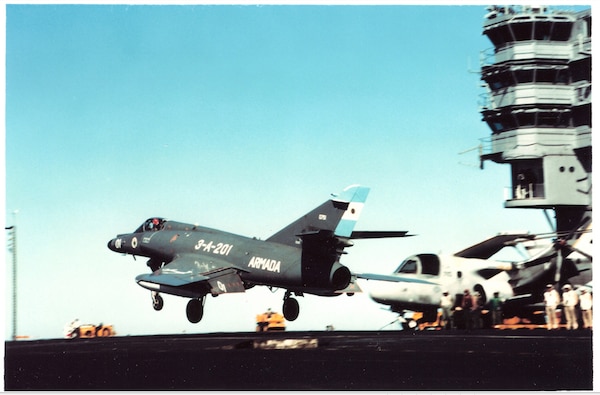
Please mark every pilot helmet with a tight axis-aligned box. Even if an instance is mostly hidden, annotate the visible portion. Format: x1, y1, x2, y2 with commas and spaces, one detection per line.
562, 284, 572, 290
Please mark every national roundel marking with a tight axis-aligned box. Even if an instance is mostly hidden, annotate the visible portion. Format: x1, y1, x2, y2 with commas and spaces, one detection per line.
132, 237, 138, 249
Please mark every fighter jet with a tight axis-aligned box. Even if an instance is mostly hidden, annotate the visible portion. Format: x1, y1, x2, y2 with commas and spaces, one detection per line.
108, 185, 409, 323
358, 221, 592, 328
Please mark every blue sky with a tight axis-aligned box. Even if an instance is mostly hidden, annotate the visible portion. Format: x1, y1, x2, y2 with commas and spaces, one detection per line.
4, 4, 586, 340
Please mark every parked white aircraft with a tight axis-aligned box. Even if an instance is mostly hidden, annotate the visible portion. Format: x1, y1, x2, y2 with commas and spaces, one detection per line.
358, 221, 592, 328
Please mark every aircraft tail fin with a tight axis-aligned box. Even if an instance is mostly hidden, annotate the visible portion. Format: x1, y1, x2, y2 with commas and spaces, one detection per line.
266, 185, 370, 248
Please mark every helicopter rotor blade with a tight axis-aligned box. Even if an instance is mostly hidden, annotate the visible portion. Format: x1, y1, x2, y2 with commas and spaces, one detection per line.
554, 248, 563, 284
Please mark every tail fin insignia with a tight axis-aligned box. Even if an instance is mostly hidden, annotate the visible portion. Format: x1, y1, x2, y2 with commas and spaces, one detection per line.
266, 185, 370, 247
333, 185, 369, 238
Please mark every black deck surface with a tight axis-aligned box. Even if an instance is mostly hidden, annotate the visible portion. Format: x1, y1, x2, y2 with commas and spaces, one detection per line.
5, 329, 593, 390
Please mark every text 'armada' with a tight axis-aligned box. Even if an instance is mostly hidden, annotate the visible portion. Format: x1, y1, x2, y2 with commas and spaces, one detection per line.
248, 256, 281, 273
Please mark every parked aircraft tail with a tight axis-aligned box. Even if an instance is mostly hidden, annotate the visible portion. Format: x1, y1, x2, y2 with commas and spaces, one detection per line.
266, 184, 370, 248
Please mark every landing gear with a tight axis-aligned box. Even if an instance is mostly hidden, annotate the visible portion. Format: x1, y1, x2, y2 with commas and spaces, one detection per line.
283, 291, 300, 321
186, 298, 205, 323
151, 292, 164, 311
400, 318, 419, 331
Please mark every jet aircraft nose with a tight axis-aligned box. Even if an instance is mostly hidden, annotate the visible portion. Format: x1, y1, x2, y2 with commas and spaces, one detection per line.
107, 234, 140, 254
107, 238, 118, 252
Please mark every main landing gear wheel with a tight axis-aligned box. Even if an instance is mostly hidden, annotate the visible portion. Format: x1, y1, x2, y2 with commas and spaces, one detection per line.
186, 298, 204, 323
283, 296, 300, 321
152, 292, 164, 311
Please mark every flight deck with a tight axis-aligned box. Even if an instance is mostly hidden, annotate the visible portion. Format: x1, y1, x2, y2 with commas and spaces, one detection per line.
5, 329, 592, 390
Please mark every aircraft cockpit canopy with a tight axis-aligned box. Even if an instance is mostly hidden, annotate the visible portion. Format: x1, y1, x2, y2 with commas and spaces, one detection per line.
394, 254, 440, 276
135, 218, 167, 233
396, 256, 418, 274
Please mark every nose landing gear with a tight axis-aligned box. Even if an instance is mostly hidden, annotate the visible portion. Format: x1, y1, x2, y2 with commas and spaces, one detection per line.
151, 292, 164, 311
148, 292, 206, 324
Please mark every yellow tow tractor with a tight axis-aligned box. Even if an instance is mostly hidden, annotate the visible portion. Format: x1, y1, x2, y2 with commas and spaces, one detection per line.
64, 320, 116, 339
256, 309, 286, 332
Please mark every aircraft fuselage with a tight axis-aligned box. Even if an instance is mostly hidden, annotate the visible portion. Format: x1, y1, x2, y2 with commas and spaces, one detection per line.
108, 220, 349, 294
108, 185, 371, 323
364, 254, 514, 314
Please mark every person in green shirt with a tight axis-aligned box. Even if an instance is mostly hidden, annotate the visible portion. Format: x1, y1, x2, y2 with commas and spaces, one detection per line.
490, 292, 503, 327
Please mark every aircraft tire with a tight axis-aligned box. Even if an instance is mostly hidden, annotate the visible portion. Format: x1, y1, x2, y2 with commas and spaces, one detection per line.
283, 297, 300, 321
186, 299, 204, 323
153, 295, 164, 311
401, 320, 418, 331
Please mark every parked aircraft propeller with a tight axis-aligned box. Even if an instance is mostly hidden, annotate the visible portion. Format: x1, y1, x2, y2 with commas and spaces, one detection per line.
553, 218, 591, 285
506, 217, 592, 290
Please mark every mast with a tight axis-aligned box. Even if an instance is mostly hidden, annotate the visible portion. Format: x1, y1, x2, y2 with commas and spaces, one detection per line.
6, 211, 18, 340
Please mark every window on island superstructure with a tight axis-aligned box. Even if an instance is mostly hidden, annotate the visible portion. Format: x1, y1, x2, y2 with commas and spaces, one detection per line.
484, 107, 573, 132
537, 110, 570, 128
511, 19, 573, 42
572, 104, 591, 128
486, 18, 573, 46
571, 58, 591, 83
482, 64, 570, 89
510, 20, 533, 41
514, 111, 536, 128
485, 25, 513, 47
534, 20, 572, 41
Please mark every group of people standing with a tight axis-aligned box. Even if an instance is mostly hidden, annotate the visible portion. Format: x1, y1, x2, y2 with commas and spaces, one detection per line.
439, 289, 504, 330
439, 284, 592, 330
544, 283, 593, 330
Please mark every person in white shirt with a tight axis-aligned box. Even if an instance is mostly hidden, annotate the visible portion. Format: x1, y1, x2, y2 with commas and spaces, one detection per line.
544, 284, 561, 330
562, 284, 579, 330
440, 291, 454, 329
579, 288, 592, 329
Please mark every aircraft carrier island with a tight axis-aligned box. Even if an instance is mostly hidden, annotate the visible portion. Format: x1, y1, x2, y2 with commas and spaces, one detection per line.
479, 5, 591, 232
